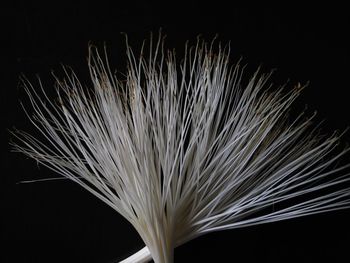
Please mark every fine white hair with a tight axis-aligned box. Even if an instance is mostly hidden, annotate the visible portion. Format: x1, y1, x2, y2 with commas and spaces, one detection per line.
12, 33, 350, 263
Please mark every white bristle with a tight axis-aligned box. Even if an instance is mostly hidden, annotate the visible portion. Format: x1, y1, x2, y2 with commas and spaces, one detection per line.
12, 34, 350, 263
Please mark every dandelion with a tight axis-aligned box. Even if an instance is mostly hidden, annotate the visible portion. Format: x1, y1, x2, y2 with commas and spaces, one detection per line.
12, 33, 350, 263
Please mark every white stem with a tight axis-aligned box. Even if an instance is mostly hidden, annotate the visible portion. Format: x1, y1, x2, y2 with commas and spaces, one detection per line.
119, 247, 152, 263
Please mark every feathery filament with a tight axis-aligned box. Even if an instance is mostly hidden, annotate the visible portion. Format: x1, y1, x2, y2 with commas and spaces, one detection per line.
13, 35, 350, 263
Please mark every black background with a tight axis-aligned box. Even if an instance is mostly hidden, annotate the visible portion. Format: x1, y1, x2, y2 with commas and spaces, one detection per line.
3, 2, 350, 262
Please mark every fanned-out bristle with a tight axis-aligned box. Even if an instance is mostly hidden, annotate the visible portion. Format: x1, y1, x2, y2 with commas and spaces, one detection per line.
12, 34, 350, 263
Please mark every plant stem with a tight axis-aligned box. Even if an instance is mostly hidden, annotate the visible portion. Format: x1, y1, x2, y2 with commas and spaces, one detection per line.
119, 247, 152, 263
119, 246, 174, 263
